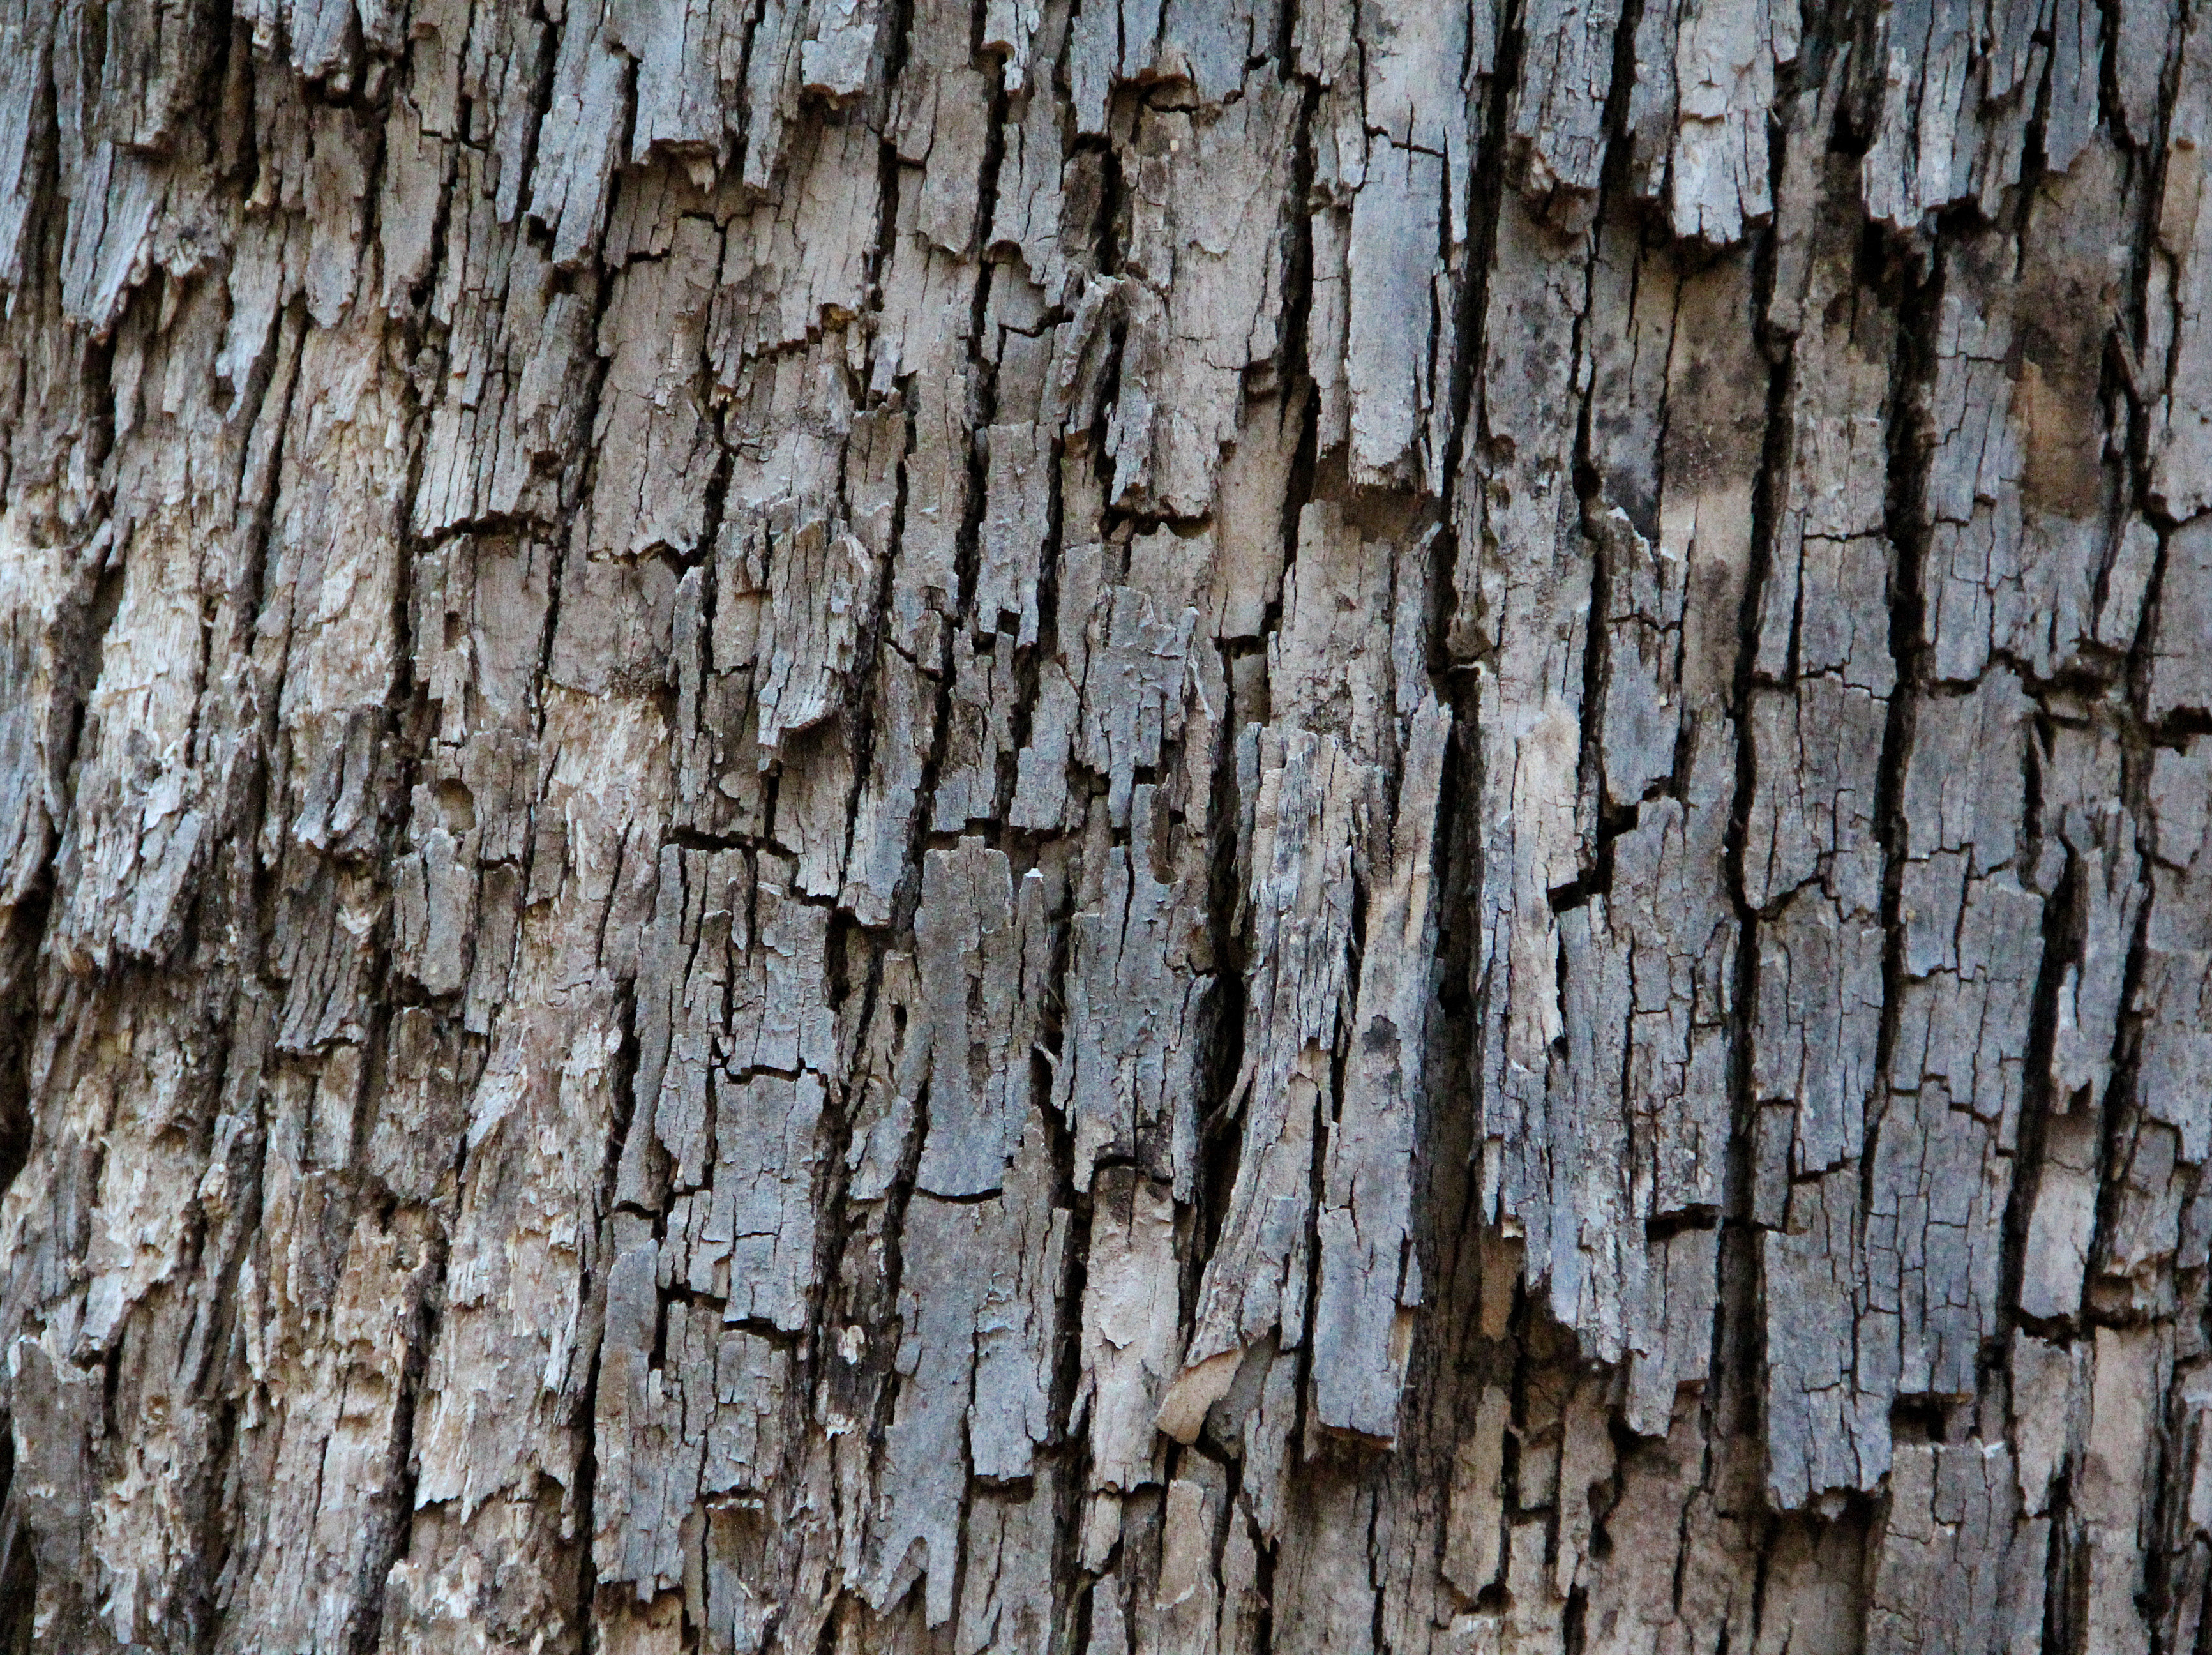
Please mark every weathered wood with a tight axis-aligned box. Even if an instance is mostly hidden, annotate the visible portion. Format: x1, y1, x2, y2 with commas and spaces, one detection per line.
0, 1, 2207, 1652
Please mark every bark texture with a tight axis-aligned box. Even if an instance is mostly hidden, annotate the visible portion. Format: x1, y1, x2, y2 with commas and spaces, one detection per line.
0, 0, 2208, 1651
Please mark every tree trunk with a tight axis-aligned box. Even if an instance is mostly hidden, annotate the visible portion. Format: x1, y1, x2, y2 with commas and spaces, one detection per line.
1, 0, 2208, 1650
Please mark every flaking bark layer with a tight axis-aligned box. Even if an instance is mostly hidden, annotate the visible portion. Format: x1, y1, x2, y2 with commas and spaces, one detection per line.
0, 0, 2208, 1651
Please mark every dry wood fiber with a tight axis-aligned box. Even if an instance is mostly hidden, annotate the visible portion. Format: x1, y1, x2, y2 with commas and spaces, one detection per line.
0, 0, 2207, 1651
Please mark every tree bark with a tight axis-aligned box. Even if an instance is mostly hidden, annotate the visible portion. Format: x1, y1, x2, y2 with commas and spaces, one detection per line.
1, 0, 2208, 1651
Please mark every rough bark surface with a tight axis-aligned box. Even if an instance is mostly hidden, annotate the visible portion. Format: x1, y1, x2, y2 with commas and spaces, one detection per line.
0, 0, 2208, 1651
